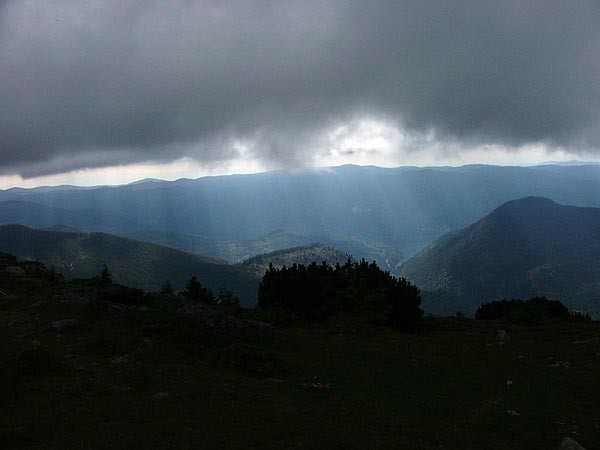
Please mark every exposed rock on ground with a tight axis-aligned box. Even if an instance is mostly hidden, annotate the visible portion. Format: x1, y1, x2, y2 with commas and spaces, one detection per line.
573, 337, 600, 345
558, 437, 586, 450
49, 319, 78, 332
53, 290, 91, 306
178, 302, 274, 333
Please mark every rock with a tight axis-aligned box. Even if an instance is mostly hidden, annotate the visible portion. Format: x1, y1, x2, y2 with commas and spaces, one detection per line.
110, 354, 129, 364
178, 302, 275, 333
5, 266, 26, 278
136, 337, 156, 351
0, 290, 17, 301
0, 252, 18, 268
49, 319, 78, 331
558, 437, 586, 450
495, 329, 509, 341
20, 260, 46, 275
573, 337, 600, 346
548, 360, 571, 369
112, 385, 133, 394
53, 290, 91, 305
506, 380, 513, 386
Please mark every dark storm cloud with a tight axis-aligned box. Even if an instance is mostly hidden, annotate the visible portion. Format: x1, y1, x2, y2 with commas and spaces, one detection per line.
1, 0, 599, 176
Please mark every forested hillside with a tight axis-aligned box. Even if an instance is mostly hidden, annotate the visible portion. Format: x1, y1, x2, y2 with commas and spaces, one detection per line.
401, 197, 600, 316
0, 225, 257, 305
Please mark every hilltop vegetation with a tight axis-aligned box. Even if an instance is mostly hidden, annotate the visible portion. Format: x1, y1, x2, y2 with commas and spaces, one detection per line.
0, 254, 598, 449
0, 224, 257, 306
239, 243, 348, 278
401, 197, 600, 317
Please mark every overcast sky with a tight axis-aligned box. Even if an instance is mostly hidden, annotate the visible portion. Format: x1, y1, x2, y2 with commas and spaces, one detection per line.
1, 0, 599, 187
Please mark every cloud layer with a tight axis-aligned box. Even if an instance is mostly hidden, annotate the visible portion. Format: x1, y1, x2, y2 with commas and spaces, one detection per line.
1, 0, 599, 176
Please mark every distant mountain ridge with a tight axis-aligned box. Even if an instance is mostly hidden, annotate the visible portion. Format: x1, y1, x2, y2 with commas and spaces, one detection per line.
3, 164, 600, 266
401, 197, 600, 317
0, 200, 133, 232
117, 229, 403, 272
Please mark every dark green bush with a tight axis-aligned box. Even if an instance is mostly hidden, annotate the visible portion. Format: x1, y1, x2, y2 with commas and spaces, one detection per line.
475, 297, 587, 324
181, 276, 215, 304
258, 258, 422, 330
96, 282, 145, 305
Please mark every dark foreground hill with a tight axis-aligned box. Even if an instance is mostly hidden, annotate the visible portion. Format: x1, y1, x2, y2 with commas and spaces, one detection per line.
0, 254, 598, 449
401, 197, 600, 316
0, 224, 257, 305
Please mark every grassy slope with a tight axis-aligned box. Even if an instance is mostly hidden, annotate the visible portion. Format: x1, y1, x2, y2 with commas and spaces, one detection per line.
1, 272, 599, 449
0, 224, 257, 305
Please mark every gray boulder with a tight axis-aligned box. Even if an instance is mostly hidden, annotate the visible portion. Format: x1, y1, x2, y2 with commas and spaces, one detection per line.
178, 302, 274, 333
49, 319, 78, 331
53, 290, 91, 306
573, 337, 600, 346
5, 266, 26, 278
558, 437, 586, 450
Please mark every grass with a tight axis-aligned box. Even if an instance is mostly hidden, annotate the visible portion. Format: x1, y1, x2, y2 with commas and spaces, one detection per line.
1, 274, 599, 449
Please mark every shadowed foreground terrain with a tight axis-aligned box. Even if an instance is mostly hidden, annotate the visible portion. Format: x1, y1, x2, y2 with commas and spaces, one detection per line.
1, 258, 599, 449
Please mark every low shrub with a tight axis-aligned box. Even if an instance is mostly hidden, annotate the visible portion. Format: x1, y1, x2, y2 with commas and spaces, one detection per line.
475, 297, 590, 324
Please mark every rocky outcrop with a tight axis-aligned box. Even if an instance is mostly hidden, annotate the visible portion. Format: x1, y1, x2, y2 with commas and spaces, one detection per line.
20, 261, 47, 275
52, 290, 91, 305
5, 266, 26, 278
558, 437, 586, 450
0, 252, 18, 268
573, 336, 600, 346
49, 319, 78, 331
1, 253, 54, 280
178, 302, 274, 333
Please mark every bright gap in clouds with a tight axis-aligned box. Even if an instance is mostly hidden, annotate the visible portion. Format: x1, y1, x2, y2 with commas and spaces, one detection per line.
0, 119, 589, 190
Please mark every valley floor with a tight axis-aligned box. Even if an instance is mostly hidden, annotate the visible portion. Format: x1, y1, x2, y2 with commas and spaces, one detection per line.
1, 281, 599, 449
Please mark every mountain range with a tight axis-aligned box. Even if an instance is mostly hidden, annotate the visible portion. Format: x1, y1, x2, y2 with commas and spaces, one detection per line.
5, 164, 600, 316
4, 164, 600, 268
